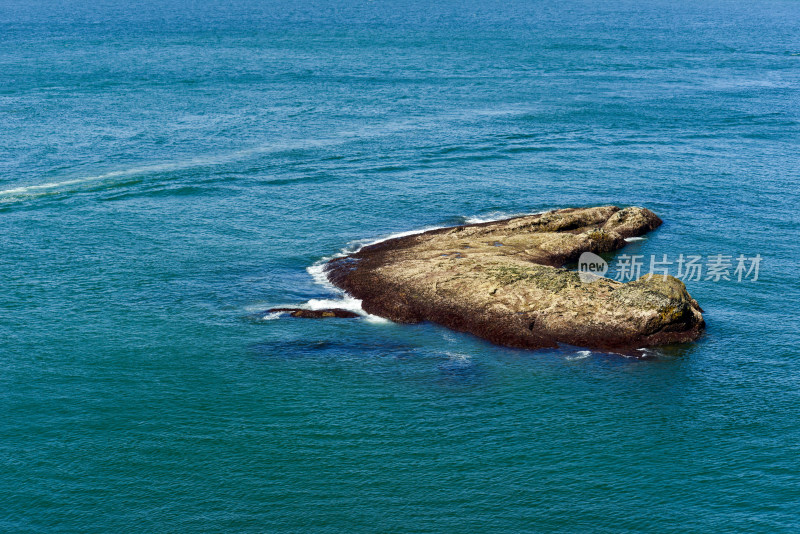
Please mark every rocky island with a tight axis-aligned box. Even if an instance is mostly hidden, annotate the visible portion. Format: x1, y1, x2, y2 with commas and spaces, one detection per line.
324, 206, 705, 351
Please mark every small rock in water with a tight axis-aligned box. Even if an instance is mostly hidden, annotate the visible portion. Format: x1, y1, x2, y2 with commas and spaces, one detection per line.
267, 308, 360, 319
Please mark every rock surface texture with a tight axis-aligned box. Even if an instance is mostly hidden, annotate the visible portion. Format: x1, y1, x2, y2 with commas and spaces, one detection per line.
325, 206, 705, 351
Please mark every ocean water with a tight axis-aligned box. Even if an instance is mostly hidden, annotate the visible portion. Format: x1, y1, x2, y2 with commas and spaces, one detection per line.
2, 0, 800, 531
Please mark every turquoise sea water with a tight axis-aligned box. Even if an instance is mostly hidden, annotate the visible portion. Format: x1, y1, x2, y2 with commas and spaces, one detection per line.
2, 1, 800, 531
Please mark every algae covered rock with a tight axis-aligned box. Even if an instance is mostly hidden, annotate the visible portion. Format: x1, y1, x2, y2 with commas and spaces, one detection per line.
324, 206, 704, 351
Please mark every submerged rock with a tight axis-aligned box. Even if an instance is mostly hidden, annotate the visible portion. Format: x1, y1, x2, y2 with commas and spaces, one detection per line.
267, 308, 361, 319
324, 206, 704, 351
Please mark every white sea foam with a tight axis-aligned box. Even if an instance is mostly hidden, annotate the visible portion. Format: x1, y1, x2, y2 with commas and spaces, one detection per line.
624, 236, 647, 242
306, 259, 338, 291
0, 169, 153, 200
305, 296, 391, 323
345, 225, 446, 254
0, 154, 259, 198
304, 296, 363, 313
256, 294, 388, 323
0, 137, 339, 201
303, 263, 390, 323
566, 350, 592, 361
463, 211, 543, 224
361, 314, 391, 324
442, 332, 459, 343
444, 352, 473, 365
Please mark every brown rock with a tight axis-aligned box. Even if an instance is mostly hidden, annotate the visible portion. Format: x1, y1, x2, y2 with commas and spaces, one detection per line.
324, 206, 704, 351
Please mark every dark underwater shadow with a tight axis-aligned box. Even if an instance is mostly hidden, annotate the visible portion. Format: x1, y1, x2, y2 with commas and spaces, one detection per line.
246, 335, 490, 387
247, 339, 417, 360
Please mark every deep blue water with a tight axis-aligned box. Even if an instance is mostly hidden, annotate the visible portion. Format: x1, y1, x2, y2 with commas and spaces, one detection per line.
2, 1, 800, 532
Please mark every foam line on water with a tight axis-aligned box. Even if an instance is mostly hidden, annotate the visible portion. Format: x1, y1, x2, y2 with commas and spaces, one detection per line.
0, 158, 232, 197
346, 225, 448, 254
2, 123, 436, 202
0, 140, 337, 200
0, 169, 147, 197
306, 259, 339, 292
463, 210, 545, 224
1, 110, 551, 202
2, 115, 496, 202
